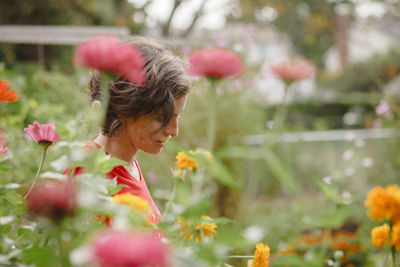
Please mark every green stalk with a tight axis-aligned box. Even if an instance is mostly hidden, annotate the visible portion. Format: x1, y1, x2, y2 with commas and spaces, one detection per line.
163, 178, 177, 216
24, 148, 47, 199
207, 81, 217, 151
227, 255, 254, 259
392, 246, 396, 267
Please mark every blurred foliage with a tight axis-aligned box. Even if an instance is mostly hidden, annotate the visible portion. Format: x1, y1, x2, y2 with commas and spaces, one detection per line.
322, 47, 400, 93
0, 0, 140, 68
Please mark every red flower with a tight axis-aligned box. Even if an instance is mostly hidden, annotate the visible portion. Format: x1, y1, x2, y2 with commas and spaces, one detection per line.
187, 48, 245, 79
92, 230, 167, 267
26, 179, 77, 222
0, 81, 18, 103
269, 60, 315, 83
74, 35, 145, 85
24, 121, 60, 149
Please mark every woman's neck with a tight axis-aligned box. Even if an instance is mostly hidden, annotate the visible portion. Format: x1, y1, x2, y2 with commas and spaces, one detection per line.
93, 132, 137, 163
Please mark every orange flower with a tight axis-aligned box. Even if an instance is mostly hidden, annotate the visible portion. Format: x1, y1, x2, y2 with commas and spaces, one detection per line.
391, 222, 400, 251
365, 185, 400, 222
252, 243, 270, 267
0, 81, 18, 103
176, 215, 217, 242
371, 223, 389, 248
175, 151, 198, 171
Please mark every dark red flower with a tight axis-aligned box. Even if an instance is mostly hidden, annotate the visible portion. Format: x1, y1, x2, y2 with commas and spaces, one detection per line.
27, 179, 77, 222
187, 48, 245, 79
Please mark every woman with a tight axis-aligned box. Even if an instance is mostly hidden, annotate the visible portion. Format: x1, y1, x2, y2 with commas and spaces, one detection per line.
88, 36, 192, 224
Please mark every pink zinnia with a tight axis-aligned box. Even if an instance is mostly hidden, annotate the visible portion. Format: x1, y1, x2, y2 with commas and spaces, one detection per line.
27, 179, 77, 223
269, 60, 315, 83
376, 100, 393, 118
187, 48, 245, 79
74, 35, 145, 85
92, 230, 167, 267
0, 144, 9, 155
24, 121, 60, 149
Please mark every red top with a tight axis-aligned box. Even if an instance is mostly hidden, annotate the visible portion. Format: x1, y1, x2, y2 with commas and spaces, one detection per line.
106, 159, 162, 224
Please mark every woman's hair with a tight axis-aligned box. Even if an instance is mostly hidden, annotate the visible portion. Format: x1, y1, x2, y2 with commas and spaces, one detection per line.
88, 36, 192, 137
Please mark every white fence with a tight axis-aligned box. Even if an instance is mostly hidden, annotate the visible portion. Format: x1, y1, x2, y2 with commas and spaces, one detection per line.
243, 128, 400, 145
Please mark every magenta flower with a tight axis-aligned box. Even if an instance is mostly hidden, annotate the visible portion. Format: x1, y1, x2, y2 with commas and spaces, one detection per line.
91, 230, 167, 267
187, 48, 245, 79
74, 35, 145, 85
0, 144, 9, 155
269, 60, 315, 84
24, 121, 60, 149
27, 179, 77, 223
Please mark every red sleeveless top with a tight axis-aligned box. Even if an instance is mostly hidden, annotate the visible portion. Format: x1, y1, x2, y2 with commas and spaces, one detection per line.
106, 159, 162, 224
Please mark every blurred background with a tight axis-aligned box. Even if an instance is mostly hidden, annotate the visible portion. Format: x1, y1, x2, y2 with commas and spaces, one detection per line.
1, 0, 400, 266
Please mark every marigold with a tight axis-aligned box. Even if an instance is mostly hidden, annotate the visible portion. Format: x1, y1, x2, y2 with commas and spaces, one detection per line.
177, 215, 217, 242
252, 243, 270, 267
0, 81, 18, 103
365, 185, 400, 222
175, 151, 198, 171
112, 193, 151, 215
371, 223, 389, 248
391, 222, 400, 251
195, 215, 218, 242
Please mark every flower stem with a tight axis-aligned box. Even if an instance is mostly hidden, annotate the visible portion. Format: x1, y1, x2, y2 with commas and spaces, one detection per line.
227, 255, 254, 259
24, 148, 47, 199
392, 246, 396, 267
163, 179, 177, 216
207, 81, 217, 151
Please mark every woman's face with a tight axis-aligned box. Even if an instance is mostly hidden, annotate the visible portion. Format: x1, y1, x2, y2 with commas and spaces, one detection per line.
123, 95, 187, 154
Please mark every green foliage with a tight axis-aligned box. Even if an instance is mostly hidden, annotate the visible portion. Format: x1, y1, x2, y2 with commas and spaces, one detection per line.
322, 47, 400, 93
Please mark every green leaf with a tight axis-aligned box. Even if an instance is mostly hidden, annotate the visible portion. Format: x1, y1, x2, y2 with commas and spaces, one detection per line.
205, 158, 239, 188
20, 246, 59, 267
182, 200, 210, 220
4, 190, 23, 205
216, 146, 298, 193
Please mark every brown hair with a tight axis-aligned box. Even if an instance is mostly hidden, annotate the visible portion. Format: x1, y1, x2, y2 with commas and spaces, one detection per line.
88, 36, 192, 137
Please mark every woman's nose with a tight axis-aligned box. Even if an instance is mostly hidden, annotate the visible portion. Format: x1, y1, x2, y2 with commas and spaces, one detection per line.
165, 118, 178, 137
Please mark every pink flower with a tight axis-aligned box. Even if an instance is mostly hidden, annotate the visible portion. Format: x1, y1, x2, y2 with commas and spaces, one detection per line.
187, 48, 245, 79
269, 60, 315, 83
27, 179, 77, 222
91, 230, 167, 267
74, 35, 145, 85
376, 100, 393, 119
24, 121, 60, 149
0, 144, 9, 155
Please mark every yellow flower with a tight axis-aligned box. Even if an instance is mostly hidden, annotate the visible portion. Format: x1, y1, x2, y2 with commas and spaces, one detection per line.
371, 223, 389, 248
195, 215, 218, 242
252, 243, 270, 267
391, 222, 400, 251
177, 216, 194, 241
189, 148, 214, 161
365, 185, 400, 222
175, 151, 198, 171
112, 193, 151, 215
176, 215, 218, 242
